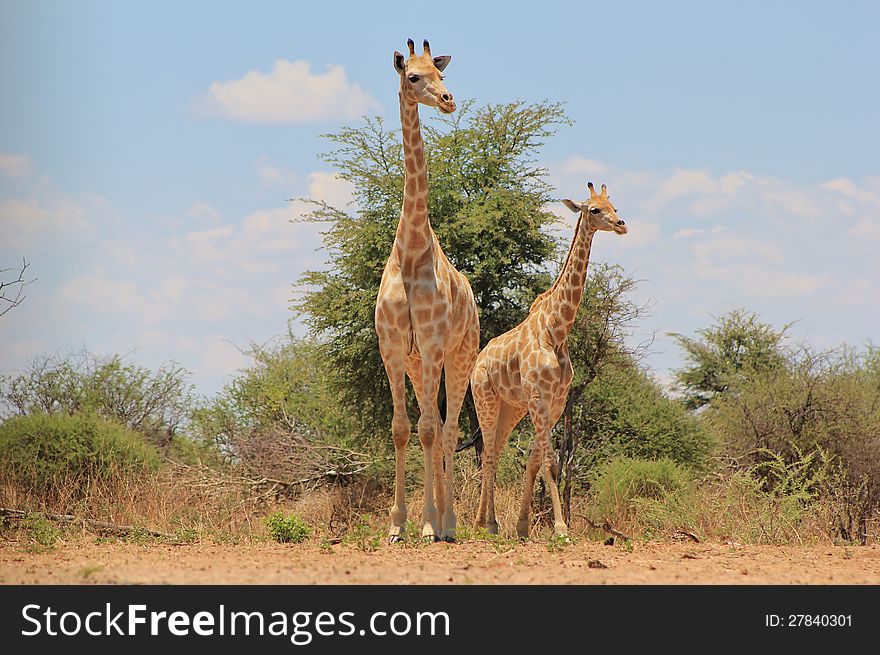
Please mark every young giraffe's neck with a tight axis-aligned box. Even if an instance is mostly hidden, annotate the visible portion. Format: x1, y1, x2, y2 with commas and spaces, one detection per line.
395, 92, 432, 258
543, 212, 597, 341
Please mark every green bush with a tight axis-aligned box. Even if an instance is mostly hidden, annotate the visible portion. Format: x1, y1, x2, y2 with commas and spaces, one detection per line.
575, 366, 713, 472
22, 512, 62, 547
0, 412, 160, 494
587, 456, 695, 524
265, 512, 311, 544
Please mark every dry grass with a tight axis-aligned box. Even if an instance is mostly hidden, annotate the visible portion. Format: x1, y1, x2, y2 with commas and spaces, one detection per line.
2, 456, 877, 547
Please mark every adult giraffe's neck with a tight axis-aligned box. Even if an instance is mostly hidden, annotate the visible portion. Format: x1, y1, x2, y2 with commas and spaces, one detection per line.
544, 213, 597, 340
395, 92, 432, 256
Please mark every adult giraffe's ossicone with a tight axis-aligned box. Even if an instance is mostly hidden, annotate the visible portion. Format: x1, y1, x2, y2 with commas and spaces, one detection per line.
375, 39, 479, 542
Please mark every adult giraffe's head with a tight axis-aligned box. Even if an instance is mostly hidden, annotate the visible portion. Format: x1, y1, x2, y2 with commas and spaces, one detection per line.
562, 182, 628, 235
393, 38, 456, 114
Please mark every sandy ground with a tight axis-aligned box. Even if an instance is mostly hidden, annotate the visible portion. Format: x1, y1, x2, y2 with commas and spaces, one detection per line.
2, 538, 879, 585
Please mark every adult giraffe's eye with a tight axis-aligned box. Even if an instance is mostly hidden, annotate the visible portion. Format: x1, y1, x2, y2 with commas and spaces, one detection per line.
590, 207, 601, 214
408, 74, 420, 83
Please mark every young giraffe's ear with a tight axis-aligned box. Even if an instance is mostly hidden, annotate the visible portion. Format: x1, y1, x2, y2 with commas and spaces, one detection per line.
393, 51, 406, 74
562, 199, 582, 213
433, 55, 451, 72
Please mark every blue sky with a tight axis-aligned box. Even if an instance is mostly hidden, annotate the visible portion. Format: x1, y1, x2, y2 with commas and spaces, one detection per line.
1, 0, 878, 397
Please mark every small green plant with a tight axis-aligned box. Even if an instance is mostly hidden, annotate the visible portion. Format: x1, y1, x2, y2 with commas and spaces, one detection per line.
392, 520, 429, 549
546, 533, 573, 553
171, 527, 199, 545
78, 564, 104, 580
469, 527, 518, 552
22, 513, 61, 547
265, 512, 311, 544
345, 514, 382, 552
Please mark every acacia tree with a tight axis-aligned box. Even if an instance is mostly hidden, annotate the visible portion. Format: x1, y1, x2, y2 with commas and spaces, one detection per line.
670, 309, 790, 409
296, 100, 569, 442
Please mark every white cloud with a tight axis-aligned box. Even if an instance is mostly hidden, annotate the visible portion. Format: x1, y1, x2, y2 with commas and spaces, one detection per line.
55, 272, 187, 324
306, 171, 355, 208
255, 157, 299, 188
0, 197, 96, 248
184, 202, 223, 226
0, 153, 33, 178
204, 59, 381, 124
674, 228, 705, 239
851, 218, 880, 241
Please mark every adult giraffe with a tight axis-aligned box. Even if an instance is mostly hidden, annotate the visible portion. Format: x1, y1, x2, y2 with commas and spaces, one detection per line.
375, 39, 479, 542
471, 182, 628, 538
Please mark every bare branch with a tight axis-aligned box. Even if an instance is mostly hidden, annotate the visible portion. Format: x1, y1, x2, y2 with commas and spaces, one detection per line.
0, 258, 35, 317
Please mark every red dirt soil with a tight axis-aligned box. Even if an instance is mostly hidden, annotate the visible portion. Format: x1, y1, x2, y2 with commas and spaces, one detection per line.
2, 539, 878, 585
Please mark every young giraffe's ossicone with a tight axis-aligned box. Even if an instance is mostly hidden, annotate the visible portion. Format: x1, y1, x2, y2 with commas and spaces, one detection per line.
375, 39, 480, 542
471, 181, 628, 538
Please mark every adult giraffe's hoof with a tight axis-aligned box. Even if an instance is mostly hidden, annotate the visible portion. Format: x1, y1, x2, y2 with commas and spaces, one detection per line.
423, 535, 441, 543
442, 535, 456, 543
388, 525, 403, 544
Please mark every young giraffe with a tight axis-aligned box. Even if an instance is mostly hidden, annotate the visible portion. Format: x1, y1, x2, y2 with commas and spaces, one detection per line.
471, 182, 628, 538
375, 39, 480, 542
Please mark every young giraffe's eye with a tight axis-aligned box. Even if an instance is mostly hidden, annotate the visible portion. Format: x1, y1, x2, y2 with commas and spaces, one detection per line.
590, 207, 601, 214
408, 74, 420, 83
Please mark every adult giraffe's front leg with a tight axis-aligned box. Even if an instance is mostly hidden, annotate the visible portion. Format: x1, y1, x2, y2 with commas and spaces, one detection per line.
407, 349, 444, 541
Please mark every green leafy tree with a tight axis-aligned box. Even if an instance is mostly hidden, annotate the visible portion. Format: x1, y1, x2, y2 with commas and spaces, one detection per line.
0, 351, 194, 448
706, 344, 880, 542
295, 101, 569, 439
190, 337, 368, 486
670, 309, 790, 409
191, 336, 355, 452
575, 365, 712, 472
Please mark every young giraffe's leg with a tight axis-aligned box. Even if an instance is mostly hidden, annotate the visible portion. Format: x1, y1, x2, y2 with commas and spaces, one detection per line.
471, 362, 499, 532
408, 349, 444, 540
518, 386, 568, 538
382, 351, 410, 542
438, 341, 476, 541
516, 441, 542, 539
485, 401, 525, 532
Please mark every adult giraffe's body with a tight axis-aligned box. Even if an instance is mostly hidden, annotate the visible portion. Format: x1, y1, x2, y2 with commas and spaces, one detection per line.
471, 182, 629, 538
375, 39, 479, 542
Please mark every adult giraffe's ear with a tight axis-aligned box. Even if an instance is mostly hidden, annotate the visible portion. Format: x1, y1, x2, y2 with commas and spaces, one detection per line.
433, 55, 451, 72
562, 199, 582, 213
393, 51, 406, 74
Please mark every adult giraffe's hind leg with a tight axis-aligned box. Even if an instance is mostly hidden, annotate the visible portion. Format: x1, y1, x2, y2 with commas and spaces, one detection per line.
383, 353, 411, 543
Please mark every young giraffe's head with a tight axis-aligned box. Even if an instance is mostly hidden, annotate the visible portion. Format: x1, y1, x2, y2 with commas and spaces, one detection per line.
393, 39, 455, 114
562, 182, 628, 235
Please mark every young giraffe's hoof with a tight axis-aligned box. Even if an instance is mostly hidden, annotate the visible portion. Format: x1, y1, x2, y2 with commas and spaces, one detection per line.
423, 535, 441, 543
388, 534, 402, 544
442, 535, 456, 543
